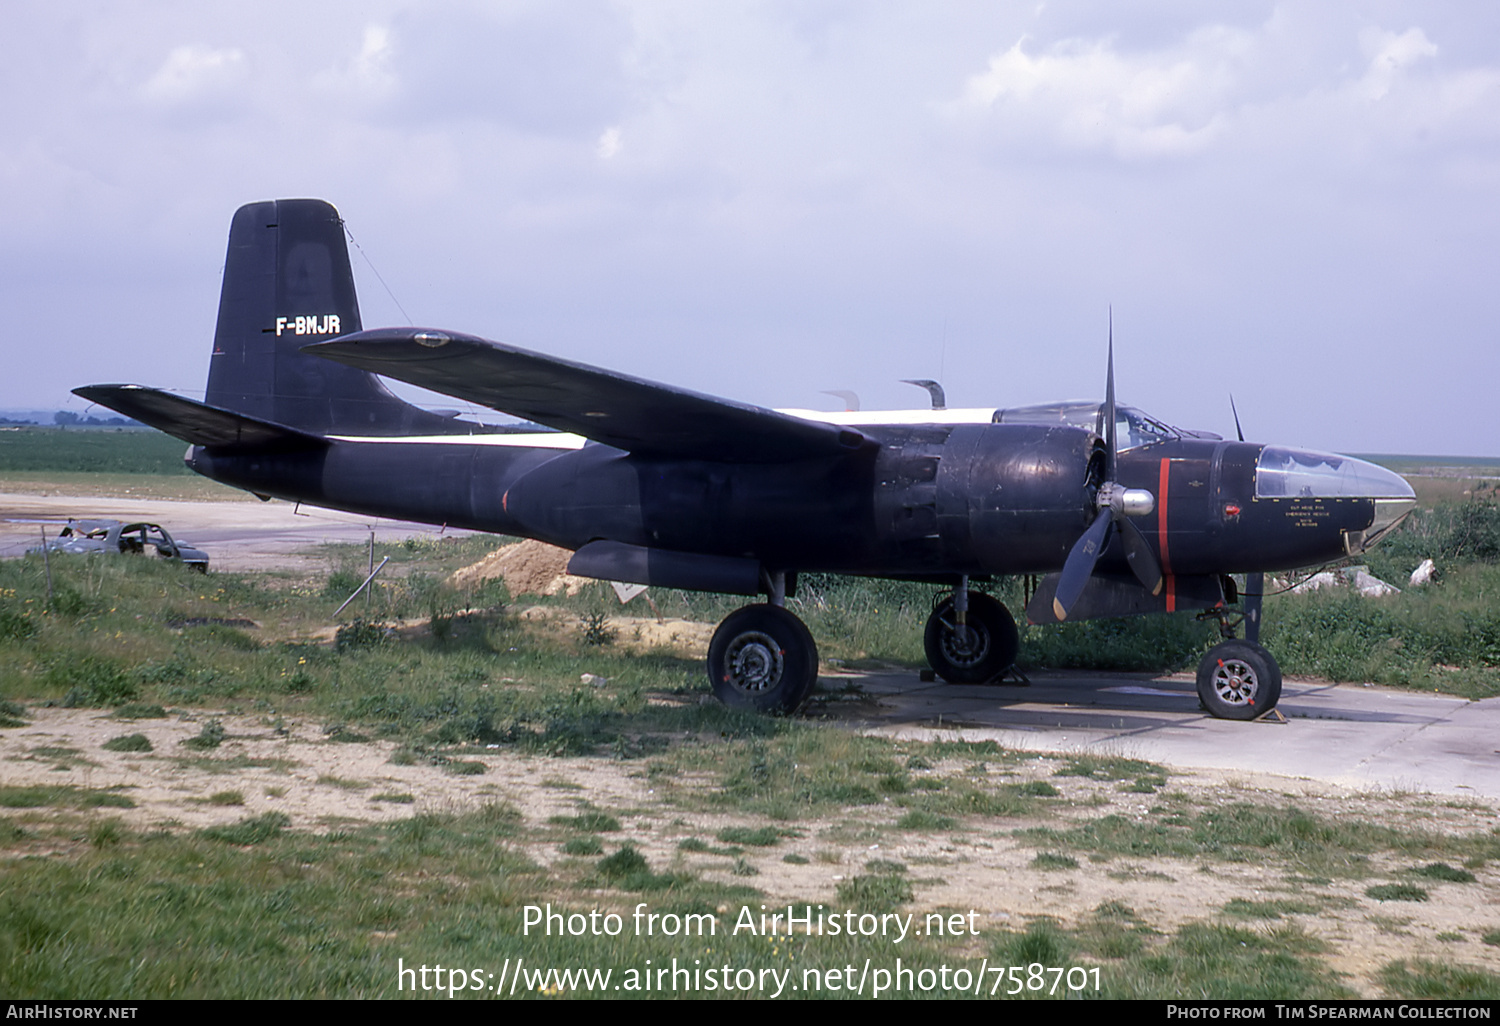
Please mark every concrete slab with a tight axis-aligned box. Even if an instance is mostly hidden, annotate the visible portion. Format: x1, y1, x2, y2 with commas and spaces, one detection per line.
836, 668, 1500, 800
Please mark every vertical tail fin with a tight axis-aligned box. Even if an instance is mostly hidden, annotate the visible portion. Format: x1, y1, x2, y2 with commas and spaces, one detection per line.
205, 199, 464, 435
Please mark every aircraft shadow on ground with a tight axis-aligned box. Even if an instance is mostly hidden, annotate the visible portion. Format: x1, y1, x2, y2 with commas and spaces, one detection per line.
830, 671, 1448, 732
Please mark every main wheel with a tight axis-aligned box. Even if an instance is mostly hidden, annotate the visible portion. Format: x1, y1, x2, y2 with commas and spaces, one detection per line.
707, 604, 819, 714
1196, 640, 1282, 720
923, 591, 1019, 684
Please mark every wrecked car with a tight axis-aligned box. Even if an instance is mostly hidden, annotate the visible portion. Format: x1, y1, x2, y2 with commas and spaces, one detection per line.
30, 520, 209, 572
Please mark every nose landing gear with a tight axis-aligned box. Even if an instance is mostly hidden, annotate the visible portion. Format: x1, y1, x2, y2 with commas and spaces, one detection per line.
1196, 571, 1283, 720
1196, 638, 1282, 720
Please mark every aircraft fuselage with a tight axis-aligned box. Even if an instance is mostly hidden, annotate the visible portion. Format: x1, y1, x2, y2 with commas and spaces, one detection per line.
187, 422, 1394, 583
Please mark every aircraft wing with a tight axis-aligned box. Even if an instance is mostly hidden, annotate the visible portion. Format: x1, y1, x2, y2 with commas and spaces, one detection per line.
72, 385, 327, 450
306, 329, 868, 463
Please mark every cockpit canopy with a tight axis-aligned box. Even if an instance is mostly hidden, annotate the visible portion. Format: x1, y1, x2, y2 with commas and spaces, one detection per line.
1254, 447, 1415, 499
992, 402, 1208, 452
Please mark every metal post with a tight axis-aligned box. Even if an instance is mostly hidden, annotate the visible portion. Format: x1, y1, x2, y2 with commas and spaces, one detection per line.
367, 532, 375, 615
38, 525, 53, 611
335, 557, 390, 618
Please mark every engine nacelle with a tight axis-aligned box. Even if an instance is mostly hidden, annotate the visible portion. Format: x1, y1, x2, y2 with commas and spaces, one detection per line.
872, 423, 1098, 576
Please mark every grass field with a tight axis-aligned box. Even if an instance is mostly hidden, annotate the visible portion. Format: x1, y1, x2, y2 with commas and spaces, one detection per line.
0, 426, 252, 499
4, 541, 1500, 997
0, 427, 191, 475
3, 429, 1500, 999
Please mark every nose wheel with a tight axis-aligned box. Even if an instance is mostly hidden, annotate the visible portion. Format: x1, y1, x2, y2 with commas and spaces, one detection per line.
923, 591, 1019, 683
1196, 640, 1282, 720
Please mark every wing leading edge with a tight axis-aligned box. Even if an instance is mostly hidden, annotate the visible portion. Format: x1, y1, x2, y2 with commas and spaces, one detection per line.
305, 329, 868, 463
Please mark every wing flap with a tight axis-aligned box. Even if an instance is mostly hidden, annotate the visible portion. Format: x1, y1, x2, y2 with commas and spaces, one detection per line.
72, 385, 327, 450
305, 329, 868, 463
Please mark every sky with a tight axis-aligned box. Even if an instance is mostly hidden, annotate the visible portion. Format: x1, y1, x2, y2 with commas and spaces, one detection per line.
3, 1, 1497, 455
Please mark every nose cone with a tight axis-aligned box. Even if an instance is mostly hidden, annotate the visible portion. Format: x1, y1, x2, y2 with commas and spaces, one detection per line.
1255, 446, 1416, 551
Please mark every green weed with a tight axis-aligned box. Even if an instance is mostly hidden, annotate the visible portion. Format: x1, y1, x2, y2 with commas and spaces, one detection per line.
1411, 862, 1476, 882
716, 826, 784, 847
1031, 852, 1079, 870
111, 703, 167, 719
1379, 960, 1500, 999
1222, 898, 1323, 919
0, 701, 27, 729
595, 845, 677, 891
201, 812, 291, 845
181, 719, 226, 750
334, 619, 392, 652
835, 873, 914, 912
551, 811, 621, 833
0, 786, 134, 810
1366, 883, 1429, 902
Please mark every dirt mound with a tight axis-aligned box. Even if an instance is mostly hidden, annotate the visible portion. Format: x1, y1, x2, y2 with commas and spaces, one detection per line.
451, 539, 591, 596
517, 605, 717, 658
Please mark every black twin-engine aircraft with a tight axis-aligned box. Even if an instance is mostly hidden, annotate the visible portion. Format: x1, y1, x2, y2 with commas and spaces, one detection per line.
78, 199, 1416, 720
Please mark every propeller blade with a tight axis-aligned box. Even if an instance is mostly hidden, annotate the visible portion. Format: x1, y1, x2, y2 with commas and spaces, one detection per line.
1052, 508, 1115, 621
1104, 310, 1116, 481
1119, 517, 1163, 596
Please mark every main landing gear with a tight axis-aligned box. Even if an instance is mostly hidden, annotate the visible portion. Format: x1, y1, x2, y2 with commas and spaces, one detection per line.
1196, 571, 1282, 720
923, 580, 1020, 684
707, 572, 819, 715
704, 572, 1281, 721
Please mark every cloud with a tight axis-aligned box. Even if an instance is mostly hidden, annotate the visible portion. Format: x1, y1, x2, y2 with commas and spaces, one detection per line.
955, 29, 1252, 158
2, 4, 1499, 453
948, 18, 1469, 161
314, 24, 398, 102
597, 126, 623, 159
1359, 26, 1437, 100
141, 44, 247, 105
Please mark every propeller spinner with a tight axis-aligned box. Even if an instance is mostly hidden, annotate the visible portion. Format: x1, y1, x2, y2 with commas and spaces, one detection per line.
1051, 325, 1163, 621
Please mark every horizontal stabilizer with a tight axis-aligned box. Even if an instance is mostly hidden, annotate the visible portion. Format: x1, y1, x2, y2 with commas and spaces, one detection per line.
1026, 571, 1225, 625
72, 385, 327, 450
305, 329, 869, 463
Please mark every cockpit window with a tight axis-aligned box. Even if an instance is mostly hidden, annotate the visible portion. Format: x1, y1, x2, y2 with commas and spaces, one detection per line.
993, 402, 1178, 451
1255, 447, 1415, 499
1115, 408, 1175, 451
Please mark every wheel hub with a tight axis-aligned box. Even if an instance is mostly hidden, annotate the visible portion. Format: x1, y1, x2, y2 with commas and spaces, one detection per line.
939, 621, 989, 667
1211, 658, 1258, 706
725, 631, 784, 692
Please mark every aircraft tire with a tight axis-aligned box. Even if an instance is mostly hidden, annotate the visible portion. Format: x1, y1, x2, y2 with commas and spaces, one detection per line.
924, 592, 1019, 684
1196, 640, 1282, 720
708, 604, 819, 715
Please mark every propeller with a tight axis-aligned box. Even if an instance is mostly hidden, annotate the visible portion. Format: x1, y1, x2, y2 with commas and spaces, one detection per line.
1228, 393, 1264, 643
1051, 318, 1164, 621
